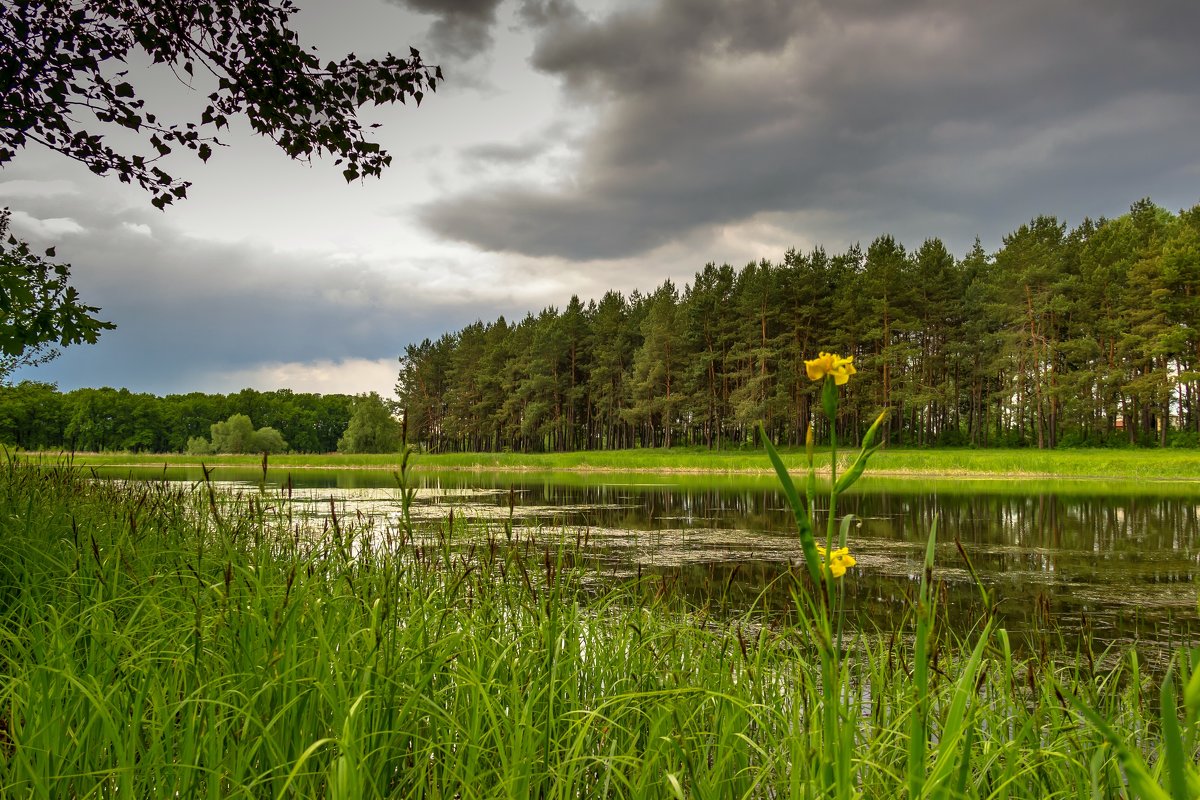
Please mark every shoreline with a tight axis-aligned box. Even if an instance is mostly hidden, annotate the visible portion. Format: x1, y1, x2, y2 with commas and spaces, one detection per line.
35, 454, 1200, 483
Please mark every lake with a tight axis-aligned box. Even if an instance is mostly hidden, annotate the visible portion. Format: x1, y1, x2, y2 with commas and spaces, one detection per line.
95, 465, 1200, 654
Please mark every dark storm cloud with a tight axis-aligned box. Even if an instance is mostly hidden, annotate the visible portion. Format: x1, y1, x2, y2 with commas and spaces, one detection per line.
516, 0, 584, 29
422, 0, 1200, 259
388, 0, 505, 60
2, 184, 494, 393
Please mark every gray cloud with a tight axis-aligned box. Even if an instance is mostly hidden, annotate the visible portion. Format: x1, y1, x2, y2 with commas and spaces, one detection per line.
388, 0, 505, 60
422, 0, 1200, 260
461, 140, 546, 166
516, 0, 584, 29
459, 120, 574, 169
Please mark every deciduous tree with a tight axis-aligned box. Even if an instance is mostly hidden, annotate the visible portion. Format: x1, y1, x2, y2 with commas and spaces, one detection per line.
0, 209, 113, 379
337, 392, 401, 454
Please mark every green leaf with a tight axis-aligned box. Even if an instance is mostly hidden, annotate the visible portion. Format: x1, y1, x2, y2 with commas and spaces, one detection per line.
833, 408, 890, 495
821, 375, 837, 421
837, 513, 856, 549
926, 622, 993, 797
759, 422, 821, 587
1184, 648, 1200, 729
907, 518, 938, 800
1161, 666, 1190, 800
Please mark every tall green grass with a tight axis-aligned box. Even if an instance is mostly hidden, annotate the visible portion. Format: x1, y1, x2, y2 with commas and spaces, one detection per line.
0, 457, 1197, 797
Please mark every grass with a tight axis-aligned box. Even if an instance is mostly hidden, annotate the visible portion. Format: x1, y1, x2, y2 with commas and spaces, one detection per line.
37, 445, 1200, 480
2, 455, 1199, 797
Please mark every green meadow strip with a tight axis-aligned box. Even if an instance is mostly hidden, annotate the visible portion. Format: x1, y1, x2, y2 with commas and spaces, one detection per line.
41, 445, 1200, 480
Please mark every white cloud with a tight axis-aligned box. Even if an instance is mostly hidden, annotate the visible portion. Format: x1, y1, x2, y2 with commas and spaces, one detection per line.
8, 210, 86, 238
197, 358, 399, 398
121, 222, 153, 237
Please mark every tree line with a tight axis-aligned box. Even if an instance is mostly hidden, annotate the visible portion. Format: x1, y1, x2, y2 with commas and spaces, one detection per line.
0, 385, 362, 453
397, 199, 1200, 452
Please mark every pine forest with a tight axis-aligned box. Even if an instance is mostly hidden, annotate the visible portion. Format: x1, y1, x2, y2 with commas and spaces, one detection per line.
398, 200, 1200, 452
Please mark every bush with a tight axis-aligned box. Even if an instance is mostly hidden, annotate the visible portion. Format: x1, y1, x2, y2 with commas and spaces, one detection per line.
185, 436, 214, 456
1169, 430, 1200, 448
209, 414, 288, 454
249, 426, 287, 454
934, 428, 968, 447
210, 414, 255, 453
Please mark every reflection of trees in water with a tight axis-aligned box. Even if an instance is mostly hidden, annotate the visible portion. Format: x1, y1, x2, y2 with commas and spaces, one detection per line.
885, 493, 1200, 589
491, 481, 1200, 646
521, 483, 1200, 562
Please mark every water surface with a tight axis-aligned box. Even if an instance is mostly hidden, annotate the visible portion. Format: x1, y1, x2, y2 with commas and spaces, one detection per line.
97, 465, 1200, 651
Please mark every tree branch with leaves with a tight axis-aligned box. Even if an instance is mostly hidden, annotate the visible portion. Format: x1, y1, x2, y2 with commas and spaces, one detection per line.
1, 0, 441, 208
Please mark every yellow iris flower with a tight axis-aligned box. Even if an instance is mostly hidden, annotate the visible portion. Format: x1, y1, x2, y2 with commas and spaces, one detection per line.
805, 352, 856, 385
815, 545, 857, 578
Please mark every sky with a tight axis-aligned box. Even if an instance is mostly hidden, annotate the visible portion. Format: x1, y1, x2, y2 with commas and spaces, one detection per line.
5, 0, 1200, 398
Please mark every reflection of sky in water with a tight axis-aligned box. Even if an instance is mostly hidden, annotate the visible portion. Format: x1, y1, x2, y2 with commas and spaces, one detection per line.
97, 466, 1200, 649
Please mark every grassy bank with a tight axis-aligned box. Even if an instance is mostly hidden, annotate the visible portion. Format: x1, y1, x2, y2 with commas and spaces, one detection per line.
45, 445, 1200, 480
1, 458, 1198, 797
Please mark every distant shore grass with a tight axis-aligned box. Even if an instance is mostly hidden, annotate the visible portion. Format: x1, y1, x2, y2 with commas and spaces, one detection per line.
35, 446, 1200, 480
